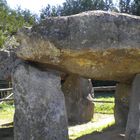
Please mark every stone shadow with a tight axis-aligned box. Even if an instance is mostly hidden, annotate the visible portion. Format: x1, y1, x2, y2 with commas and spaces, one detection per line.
76, 125, 125, 140
0, 127, 14, 140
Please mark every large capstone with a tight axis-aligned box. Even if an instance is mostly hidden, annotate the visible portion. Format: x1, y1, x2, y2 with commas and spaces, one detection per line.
61, 74, 94, 124
16, 11, 140, 82
12, 63, 68, 140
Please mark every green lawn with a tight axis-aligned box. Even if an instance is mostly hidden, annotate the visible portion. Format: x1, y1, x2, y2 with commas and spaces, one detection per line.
94, 96, 114, 114
0, 102, 15, 126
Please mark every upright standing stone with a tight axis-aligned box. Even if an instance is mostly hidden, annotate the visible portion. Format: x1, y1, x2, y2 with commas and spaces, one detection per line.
114, 82, 131, 127
125, 74, 140, 140
12, 63, 68, 140
61, 74, 94, 124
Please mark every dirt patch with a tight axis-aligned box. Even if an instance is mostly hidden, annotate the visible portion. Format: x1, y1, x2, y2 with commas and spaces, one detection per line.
69, 113, 125, 140
0, 126, 125, 140
69, 114, 115, 139
76, 125, 125, 140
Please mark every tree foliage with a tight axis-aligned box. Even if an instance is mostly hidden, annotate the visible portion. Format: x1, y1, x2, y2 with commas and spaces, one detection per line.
40, 0, 116, 19
119, 0, 140, 16
119, 0, 131, 13
40, 4, 61, 18
61, 0, 115, 16
131, 0, 140, 16
0, 0, 36, 47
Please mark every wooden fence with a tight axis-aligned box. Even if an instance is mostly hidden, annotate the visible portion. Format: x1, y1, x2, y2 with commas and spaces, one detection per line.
93, 86, 116, 104
0, 88, 13, 104
0, 86, 116, 103
94, 86, 116, 92
0, 88, 13, 98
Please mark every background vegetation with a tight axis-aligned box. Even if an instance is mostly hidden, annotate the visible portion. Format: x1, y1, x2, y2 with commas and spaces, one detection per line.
0, 0, 36, 47
94, 96, 114, 114
40, 0, 140, 18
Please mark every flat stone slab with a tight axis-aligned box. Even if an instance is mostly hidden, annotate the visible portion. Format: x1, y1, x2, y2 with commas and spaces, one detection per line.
16, 11, 140, 82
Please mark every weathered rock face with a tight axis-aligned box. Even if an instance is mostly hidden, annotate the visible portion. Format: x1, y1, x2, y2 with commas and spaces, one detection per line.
13, 63, 68, 140
114, 82, 131, 127
61, 74, 94, 124
16, 11, 140, 82
0, 50, 18, 80
125, 74, 140, 140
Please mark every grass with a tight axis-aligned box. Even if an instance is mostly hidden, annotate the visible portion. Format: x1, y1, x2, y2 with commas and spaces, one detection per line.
94, 96, 115, 114
0, 102, 15, 126
69, 94, 115, 139
0, 93, 115, 139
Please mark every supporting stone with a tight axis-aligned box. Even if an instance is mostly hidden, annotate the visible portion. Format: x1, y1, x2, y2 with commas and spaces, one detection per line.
61, 74, 94, 124
0, 50, 18, 80
125, 74, 140, 140
12, 63, 68, 140
114, 82, 131, 127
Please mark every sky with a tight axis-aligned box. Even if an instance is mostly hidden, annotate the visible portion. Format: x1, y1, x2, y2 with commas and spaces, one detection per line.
7, 0, 66, 14
7, 0, 119, 14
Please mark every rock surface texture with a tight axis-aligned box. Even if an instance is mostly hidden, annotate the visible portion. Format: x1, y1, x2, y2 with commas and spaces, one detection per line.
16, 10, 140, 82
61, 75, 94, 124
4, 11, 140, 140
114, 82, 131, 127
125, 74, 140, 140
0, 50, 18, 80
13, 63, 68, 140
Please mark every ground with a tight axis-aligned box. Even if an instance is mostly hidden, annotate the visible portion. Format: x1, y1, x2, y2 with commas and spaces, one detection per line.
0, 114, 125, 140
76, 125, 125, 140
0, 126, 125, 140
69, 114, 114, 139
0, 93, 124, 140
0, 127, 13, 140
0, 128, 125, 140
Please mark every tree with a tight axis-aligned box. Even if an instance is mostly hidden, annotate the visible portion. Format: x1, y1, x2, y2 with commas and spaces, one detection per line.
0, 0, 36, 47
61, 0, 116, 16
119, 0, 131, 13
40, 0, 115, 19
131, 0, 140, 16
17, 8, 36, 25
40, 4, 60, 19
119, 0, 140, 16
